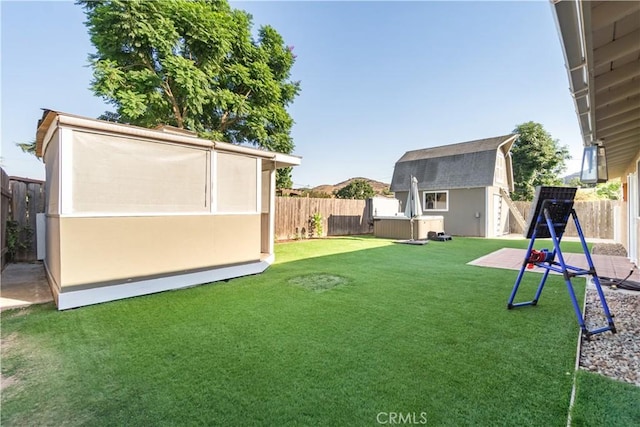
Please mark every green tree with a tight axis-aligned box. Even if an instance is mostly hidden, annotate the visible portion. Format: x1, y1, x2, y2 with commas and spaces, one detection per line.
595, 181, 621, 200
511, 122, 570, 201
335, 180, 375, 199
78, 0, 300, 188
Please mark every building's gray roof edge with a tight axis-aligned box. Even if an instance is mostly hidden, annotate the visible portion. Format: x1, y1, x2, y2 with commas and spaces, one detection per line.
397, 133, 518, 163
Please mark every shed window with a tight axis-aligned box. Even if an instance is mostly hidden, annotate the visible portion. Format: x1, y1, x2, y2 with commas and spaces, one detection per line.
423, 191, 448, 211
216, 152, 258, 213
70, 132, 209, 214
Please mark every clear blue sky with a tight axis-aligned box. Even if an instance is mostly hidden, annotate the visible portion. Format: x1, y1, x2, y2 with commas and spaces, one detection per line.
1, 0, 584, 188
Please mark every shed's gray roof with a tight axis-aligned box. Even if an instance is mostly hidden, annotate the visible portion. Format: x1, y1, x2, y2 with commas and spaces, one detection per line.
391, 134, 517, 192
397, 134, 517, 162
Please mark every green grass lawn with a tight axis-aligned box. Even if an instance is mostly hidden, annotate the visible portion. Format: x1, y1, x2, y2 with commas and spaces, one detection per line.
0, 236, 603, 425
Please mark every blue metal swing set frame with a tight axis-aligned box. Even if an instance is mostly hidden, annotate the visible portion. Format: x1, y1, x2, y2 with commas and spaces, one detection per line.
507, 187, 616, 338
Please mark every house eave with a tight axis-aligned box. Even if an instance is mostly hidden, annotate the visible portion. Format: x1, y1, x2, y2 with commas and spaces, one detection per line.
552, 0, 640, 180
35, 110, 302, 166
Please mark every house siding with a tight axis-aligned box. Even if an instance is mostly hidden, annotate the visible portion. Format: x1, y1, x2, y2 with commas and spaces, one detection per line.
56, 214, 261, 290
444, 188, 487, 237
44, 215, 61, 299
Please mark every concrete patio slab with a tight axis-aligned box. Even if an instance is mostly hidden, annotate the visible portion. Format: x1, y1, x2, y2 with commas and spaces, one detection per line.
468, 248, 640, 284
1, 263, 53, 311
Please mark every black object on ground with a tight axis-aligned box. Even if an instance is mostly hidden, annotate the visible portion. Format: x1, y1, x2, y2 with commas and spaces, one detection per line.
428, 231, 452, 241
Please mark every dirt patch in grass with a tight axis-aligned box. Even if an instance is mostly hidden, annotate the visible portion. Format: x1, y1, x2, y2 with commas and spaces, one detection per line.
1, 307, 33, 319
288, 274, 348, 292
1, 373, 19, 391
1, 330, 76, 425
1, 333, 21, 392
1, 330, 57, 394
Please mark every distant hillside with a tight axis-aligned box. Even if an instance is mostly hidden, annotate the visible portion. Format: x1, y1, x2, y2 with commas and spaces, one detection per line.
562, 171, 581, 184
309, 177, 391, 197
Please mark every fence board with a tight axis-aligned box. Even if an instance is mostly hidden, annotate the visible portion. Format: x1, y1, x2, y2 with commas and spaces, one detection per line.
509, 200, 618, 239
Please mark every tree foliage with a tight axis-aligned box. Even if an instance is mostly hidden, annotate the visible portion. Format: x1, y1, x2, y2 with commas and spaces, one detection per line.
335, 180, 375, 200
595, 181, 621, 200
300, 189, 332, 199
16, 140, 38, 157
511, 122, 570, 201
78, 0, 300, 187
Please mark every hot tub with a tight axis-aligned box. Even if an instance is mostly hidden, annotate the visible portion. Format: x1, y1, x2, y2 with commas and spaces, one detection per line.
373, 215, 445, 240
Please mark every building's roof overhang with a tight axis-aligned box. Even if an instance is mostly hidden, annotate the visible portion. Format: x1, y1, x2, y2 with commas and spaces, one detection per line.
397, 134, 517, 163
552, 0, 640, 179
35, 109, 301, 168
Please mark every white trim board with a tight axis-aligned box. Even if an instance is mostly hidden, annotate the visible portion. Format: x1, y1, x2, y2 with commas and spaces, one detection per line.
55, 259, 273, 310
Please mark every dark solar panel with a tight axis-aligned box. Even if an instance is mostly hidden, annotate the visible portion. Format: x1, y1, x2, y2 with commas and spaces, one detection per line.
525, 186, 577, 239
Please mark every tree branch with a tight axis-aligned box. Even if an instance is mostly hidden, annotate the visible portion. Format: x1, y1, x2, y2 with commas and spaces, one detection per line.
219, 90, 251, 132
219, 114, 242, 132
142, 56, 185, 128
163, 80, 184, 128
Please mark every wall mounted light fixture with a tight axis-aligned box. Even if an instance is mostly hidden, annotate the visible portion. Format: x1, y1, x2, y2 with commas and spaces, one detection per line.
580, 142, 608, 184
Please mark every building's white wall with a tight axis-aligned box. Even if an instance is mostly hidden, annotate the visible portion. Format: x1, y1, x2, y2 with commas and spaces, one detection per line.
622, 150, 640, 265
43, 130, 60, 215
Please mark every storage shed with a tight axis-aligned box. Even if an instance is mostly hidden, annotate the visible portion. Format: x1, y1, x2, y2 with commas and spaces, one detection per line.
35, 110, 300, 309
390, 134, 518, 237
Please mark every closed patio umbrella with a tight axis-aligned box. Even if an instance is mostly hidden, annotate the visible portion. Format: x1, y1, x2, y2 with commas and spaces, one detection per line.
404, 176, 423, 239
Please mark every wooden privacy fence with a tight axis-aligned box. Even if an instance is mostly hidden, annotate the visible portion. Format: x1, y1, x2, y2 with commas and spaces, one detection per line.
1, 174, 46, 267
275, 197, 619, 241
509, 200, 618, 239
275, 197, 372, 240
1, 169, 10, 270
